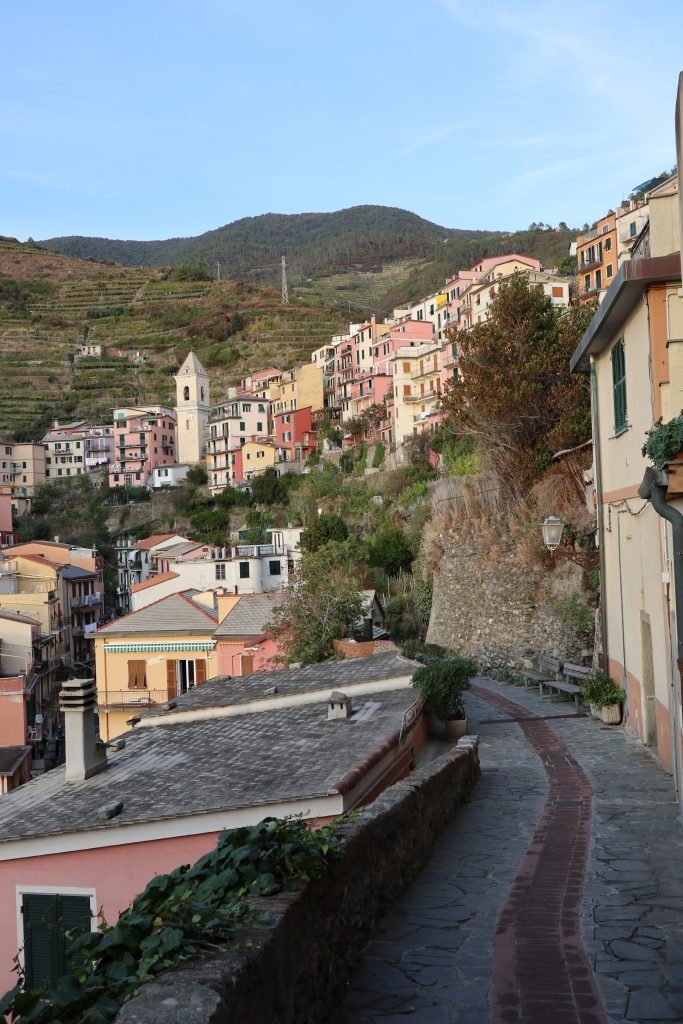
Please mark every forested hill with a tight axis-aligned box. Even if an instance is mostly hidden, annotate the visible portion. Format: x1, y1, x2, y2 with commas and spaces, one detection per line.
39, 206, 576, 312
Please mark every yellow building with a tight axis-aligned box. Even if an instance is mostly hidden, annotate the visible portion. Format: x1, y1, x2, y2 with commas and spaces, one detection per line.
241, 440, 278, 480
271, 363, 324, 416
94, 591, 219, 739
391, 344, 443, 447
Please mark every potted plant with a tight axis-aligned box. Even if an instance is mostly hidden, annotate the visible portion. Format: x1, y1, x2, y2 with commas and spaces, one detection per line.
412, 656, 477, 740
642, 414, 683, 495
580, 672, 625, 724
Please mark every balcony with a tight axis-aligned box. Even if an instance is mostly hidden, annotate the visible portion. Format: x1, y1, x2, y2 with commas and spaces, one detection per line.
235, 543, 275, 557
579, 253, 602, 271
403, 392, 439, 404
410, 364, 440, 380
97, 688, 174, 709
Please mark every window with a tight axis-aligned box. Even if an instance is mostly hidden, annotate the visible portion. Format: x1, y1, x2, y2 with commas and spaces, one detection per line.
611, 338, 627, 433
183, 386, 190, 400
269, 560, 281, 576
629, 221, 637, 238
595, 269, 602, 290
584, 274, 591, 292
240, 422, 246, 432
551, 286, 564, 298
256, 421, 263, 432
215, 562, 226, 581
239, 562, 250, 579
128, 660, 146, 688
242, 403, 251, 412
21, 891, 93, 991
605, 237, 612, 251
258, 404, 265, 413
402, 362, 410, 374
606, 264, 613, 278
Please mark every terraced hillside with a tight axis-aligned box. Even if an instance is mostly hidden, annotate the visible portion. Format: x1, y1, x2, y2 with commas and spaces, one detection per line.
0, 238, 346, 440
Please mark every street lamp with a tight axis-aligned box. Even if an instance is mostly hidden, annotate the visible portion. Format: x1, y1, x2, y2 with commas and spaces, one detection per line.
541, 515, 564, 553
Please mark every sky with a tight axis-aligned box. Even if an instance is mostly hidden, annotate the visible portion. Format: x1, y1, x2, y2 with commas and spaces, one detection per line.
1, 0, 682, 242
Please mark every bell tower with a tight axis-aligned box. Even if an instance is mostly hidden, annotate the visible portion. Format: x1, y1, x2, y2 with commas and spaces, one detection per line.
174, 351, 210, 465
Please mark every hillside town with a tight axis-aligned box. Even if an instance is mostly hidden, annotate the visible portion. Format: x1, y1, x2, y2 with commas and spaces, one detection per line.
1, 7, 683, 1017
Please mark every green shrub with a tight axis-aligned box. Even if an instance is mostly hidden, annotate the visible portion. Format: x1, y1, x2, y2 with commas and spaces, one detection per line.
411, 657, 478, 719
554, 592, 593, 632
366, 526, 413, 577
642, 413, 683, 467
398, 480, 428, 508
401, 639, 448, 662
372, 443, 385, 468
300, 513, 348, 553
581, 672, 625, 708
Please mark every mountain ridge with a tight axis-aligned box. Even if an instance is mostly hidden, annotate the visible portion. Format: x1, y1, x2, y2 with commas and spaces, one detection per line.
38, 205, 576, 312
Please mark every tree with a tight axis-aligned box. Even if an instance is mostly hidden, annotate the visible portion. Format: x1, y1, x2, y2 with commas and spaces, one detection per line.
250, 466, 288, 505
266, 542, 364, 663
300, 513, 348, 553
365, 526, 413, 577
185, 464, 208, 487
440, 274, 593, 492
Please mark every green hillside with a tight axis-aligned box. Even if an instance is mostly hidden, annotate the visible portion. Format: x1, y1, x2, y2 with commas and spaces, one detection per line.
0, 237, 346, 440
39, 206, 576, 315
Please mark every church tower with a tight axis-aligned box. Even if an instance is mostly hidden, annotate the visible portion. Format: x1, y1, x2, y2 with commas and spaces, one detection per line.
174, 351, 210, 466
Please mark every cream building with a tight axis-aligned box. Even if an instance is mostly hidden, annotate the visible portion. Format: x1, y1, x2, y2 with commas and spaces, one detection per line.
391, 344, 443, 447
570, 157, 682, 799
174, 351, 210, 465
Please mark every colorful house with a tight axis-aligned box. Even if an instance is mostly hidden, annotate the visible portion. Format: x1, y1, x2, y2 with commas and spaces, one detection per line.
108, 406, 177, 489
213, 592, 284, 675
275, 407, 315, 463
94, 592, 219, 740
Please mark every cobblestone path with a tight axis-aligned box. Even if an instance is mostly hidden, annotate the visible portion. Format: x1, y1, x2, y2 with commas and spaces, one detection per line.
334, 678, 683, 1024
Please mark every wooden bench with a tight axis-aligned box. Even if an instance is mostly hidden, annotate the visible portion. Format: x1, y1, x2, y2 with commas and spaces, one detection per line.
520, 654, 562, 689
539, 661, 591, 707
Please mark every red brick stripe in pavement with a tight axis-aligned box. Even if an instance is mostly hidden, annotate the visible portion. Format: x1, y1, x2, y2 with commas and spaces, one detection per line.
470, 683, 608, 1024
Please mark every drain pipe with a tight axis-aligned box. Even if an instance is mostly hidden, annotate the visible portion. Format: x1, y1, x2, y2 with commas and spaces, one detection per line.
590, 357, 609, 674
639, 465, 683, 667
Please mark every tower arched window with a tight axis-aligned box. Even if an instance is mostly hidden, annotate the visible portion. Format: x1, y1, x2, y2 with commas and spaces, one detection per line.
201, 387, 205, 401
183, 386, 190, 401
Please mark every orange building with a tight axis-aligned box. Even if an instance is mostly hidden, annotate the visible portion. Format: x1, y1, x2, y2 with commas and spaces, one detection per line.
576, 213, 618, 302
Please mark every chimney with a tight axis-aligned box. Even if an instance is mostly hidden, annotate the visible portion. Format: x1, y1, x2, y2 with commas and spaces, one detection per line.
328, 691, 352, 720
59, 678, 107, 782
53, 535, 60, 544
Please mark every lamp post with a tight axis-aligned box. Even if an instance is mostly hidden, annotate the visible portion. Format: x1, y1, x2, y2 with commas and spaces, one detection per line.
541, 515, 564, 553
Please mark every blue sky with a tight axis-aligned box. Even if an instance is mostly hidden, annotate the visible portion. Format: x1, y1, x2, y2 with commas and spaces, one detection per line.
1, 0, 681, 241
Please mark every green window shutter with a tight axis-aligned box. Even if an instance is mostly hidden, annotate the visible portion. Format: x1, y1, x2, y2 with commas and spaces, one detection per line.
611, 339, 627, 433
22, 893, 91, 991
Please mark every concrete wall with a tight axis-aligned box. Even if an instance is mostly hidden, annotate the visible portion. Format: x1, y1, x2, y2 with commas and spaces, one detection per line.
114, 737, 480, 1024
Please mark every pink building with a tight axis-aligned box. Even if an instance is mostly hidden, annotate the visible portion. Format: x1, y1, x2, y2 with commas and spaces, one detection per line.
0, 487, 16, 548
214, 592, 284, 675
108, 407, 177, 488
0, 658, 424, 993
275, 407, 315, 463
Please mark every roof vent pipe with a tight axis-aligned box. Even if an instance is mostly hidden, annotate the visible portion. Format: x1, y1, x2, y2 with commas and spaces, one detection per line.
59, 677, 107, 782
328, 691, 352, 720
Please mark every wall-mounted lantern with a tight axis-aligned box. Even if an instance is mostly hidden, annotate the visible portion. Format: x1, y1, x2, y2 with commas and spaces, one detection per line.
541, 515, 564, 553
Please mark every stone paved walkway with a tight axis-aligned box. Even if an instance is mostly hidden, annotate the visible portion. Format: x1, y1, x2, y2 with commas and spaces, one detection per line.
334, 677, 683, 1024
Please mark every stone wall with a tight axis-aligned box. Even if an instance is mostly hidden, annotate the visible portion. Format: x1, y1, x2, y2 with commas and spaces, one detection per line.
114, 738, 480, 1024
427, 515, 594, 674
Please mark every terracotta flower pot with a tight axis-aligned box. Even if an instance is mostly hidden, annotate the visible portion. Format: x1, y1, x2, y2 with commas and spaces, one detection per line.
445, 717, 468, 740
590, 702, 622, 724
665, 451, 683, 496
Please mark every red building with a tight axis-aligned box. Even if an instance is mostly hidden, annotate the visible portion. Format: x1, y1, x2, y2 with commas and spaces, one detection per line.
275, 407, 315, 463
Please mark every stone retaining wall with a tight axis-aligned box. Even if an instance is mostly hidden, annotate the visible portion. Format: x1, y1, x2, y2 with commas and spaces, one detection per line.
427, 517, 593, 673
114, 737, 480, 1024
